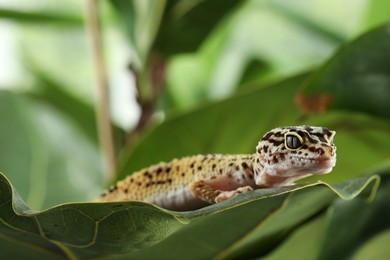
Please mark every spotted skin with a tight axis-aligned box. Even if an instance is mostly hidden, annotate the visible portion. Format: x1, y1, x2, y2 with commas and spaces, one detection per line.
97, 126, 337, 211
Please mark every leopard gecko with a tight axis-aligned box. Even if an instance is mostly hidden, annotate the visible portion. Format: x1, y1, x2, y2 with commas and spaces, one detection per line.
97, 126, 337, 211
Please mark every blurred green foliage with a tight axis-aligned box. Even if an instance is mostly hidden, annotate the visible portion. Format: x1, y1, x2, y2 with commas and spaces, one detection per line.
0, 0, 390, 258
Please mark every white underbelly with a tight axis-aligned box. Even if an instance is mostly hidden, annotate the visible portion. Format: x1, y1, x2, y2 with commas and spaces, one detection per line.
145, 186, 208, 211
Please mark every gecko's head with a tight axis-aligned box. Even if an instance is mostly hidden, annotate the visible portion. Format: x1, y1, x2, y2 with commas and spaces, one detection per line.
254, 126, 336, 186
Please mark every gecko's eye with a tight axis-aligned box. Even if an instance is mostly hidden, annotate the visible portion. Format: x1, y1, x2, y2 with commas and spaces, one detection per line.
285, 133, 303, 150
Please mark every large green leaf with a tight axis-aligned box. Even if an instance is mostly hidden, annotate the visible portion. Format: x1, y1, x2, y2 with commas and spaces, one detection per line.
161, 170, 380, 260
301, 21, 390, 119
0, 171, 379, 258
124, 188, 330, 260
118, 73, 390, 184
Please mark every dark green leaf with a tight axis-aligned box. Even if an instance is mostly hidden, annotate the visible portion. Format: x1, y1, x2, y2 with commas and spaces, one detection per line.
109, 0, 136, 44
155, 0, 244, 56
237, 58, 273, 90
302, 22, 390, 119
0, 169, 379, 258
319, 170, 390, 259
265, 214, 327, 260
214, 187, 333, 259
265, 169, 390, 259
352, 229, 390, 260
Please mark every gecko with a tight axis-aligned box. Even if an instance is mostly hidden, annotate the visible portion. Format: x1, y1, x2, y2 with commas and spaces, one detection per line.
97, 126, 337, 211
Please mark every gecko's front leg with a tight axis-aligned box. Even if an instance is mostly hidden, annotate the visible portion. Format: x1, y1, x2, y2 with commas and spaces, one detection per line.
214, 186, 253, 203
190, 178, 254, 204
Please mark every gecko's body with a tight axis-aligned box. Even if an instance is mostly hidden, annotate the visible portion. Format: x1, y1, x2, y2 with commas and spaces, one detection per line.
98, 126, 337, 211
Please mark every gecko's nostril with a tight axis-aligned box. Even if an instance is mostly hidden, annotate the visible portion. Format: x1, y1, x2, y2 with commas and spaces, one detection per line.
315, 148, 325, 156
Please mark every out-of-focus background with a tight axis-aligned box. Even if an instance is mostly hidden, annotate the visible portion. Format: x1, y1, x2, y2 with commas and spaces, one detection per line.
1, 1, 390, 259
0, 0, 390, 211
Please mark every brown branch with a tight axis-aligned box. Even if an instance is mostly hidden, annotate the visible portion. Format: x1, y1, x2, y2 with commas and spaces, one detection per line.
127, 52, 166, 143
85, 0, 116, 182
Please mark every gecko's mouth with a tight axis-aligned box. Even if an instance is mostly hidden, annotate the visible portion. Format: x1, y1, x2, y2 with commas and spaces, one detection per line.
315, 158, 336, 173
287, 155, 336, 164
306, 158, 336, 175
284, 155, 336, 176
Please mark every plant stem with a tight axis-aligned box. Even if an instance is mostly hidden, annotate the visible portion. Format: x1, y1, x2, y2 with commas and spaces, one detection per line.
85, 0, 116, 182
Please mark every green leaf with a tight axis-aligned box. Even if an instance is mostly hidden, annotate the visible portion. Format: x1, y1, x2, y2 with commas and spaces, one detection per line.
109, 0, 136, 44
302, 21, 390, 119
265, 215, 327, 260
353, 229, 390, 260
0, 172, 184, 258
0, 170, 379, 258
319, 171, 390, 259
362, 0, 390, 31
155, 0, 244, 56
237, 59, 273, 91
0, 8, 83, 26
109, 0, 166, 66
213, 187, 333, 260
